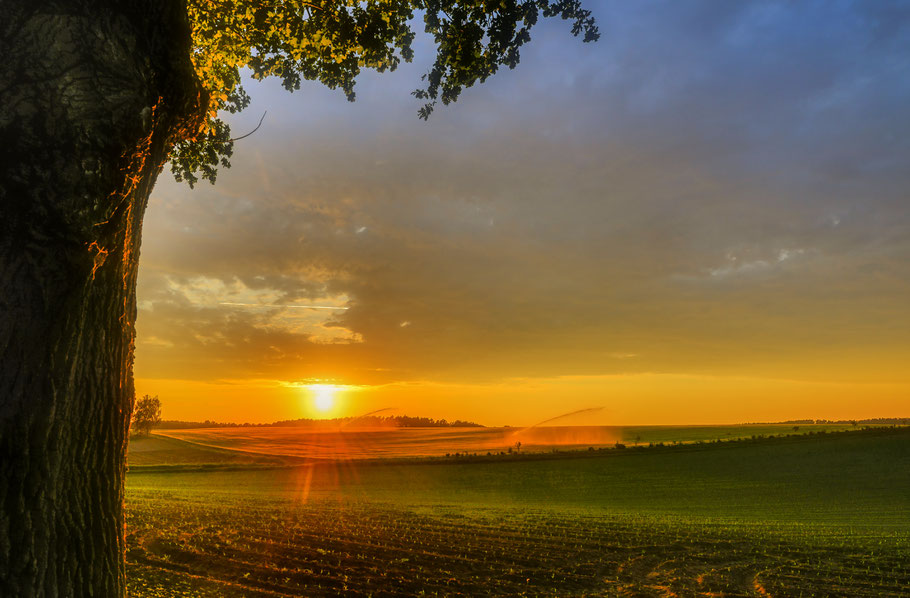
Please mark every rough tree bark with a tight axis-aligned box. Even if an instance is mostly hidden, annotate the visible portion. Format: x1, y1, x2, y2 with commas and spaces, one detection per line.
0, 0, 203, 595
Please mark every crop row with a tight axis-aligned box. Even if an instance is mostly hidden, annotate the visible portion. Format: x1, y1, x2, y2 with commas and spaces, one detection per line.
125, 490, 910, 597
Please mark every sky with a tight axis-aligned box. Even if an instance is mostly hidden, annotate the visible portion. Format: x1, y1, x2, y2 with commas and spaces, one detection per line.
135, 1, 910, 426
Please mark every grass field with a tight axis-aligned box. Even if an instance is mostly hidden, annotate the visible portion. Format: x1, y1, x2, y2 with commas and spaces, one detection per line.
125, 426, 910, 596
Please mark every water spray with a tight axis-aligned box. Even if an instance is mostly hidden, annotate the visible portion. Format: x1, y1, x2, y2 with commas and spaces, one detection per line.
513, 407, 604, 437
339, 407, 398, 430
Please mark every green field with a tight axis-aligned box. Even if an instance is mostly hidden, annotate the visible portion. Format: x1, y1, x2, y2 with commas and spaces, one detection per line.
126, 426, 910, 596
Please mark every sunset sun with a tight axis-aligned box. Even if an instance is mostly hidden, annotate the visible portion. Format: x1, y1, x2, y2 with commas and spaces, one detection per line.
309, 384, 338, 413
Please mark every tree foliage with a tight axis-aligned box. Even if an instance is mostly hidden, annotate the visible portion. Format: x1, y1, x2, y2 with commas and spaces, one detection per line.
170, 0, 598, 186
132, 394, 163, 436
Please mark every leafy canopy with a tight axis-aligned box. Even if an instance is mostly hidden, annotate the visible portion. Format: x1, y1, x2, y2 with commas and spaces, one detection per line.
132, 394, 162, 436
171, 0, 598, 186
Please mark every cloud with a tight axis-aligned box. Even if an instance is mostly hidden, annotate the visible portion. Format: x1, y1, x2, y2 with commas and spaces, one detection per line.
136, 1, 910, 388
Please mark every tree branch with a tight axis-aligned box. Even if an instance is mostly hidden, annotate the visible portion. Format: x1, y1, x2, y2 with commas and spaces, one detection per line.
229, 111, 267, 142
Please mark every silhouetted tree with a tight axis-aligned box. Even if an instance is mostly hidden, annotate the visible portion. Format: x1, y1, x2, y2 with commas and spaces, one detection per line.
132, 395, 162, 437
0, 1, 596, 594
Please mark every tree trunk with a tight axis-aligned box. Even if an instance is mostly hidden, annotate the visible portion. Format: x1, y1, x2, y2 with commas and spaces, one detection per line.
0, 1, 202, 595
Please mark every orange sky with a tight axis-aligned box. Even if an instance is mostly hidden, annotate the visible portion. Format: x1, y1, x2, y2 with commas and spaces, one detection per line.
134, 4, 910, 425
136, 374, 910, 426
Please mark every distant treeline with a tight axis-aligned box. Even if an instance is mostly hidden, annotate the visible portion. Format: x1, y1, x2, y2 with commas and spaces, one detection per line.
274, 415, 484, 428
775, 418, 910, 425
158, 420, 246, 429
157, 415, 484, 429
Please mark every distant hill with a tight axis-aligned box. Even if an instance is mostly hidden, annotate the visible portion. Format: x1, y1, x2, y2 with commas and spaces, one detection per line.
157, 415, 484, 430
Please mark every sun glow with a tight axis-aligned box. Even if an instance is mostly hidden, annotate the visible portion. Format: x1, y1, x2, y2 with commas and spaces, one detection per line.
309, 384, 338, 413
